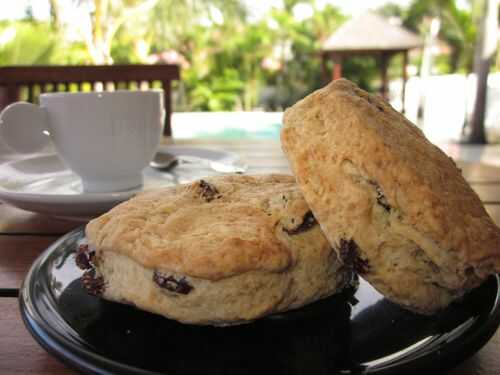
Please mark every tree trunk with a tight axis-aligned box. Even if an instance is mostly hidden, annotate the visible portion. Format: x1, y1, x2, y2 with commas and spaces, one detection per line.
92, 0, 112, 64
467, 0, 498, 144
417, 17, 440, 127
48, 0, 61, 31
83, 0, 158, 65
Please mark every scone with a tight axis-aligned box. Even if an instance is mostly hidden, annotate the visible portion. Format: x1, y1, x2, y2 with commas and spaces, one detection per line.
281, 79, 500, 314
80, 174, 351, 326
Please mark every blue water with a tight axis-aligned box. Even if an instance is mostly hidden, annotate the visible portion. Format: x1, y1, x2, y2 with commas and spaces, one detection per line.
185, 123, 282, 140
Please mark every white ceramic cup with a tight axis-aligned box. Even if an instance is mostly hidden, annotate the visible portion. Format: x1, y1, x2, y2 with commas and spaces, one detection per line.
0, 90, 164, 192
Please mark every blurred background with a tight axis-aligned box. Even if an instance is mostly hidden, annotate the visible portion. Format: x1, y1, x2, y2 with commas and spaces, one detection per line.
0, 0, 498, 144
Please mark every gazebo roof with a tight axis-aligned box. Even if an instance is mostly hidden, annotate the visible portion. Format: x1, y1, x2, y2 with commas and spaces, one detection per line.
322, 12, 423, 52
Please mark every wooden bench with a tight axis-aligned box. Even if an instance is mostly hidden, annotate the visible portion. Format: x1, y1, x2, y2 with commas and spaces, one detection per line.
0, 64, 180, 136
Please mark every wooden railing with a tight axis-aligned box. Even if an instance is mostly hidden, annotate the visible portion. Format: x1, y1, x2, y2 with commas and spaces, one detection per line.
0, 64, 180, 136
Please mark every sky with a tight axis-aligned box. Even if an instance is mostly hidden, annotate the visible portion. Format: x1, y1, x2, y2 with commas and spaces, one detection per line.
0, 0, 51, 20
246, 0, 413, 18
0, 0, 416, 21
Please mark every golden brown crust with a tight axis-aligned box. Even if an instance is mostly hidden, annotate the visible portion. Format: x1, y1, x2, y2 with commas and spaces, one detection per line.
281, 79, 500, 312
87, 174, 312, 280
92, 225, 348, 326
85, 174, 351, 324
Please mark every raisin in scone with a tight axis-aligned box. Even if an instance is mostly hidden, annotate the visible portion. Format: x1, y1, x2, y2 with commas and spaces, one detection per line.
281, 79, 500, 314
83, 174, 351, 326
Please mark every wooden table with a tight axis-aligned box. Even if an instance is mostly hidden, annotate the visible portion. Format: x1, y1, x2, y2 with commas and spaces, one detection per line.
0, 139, 499, 375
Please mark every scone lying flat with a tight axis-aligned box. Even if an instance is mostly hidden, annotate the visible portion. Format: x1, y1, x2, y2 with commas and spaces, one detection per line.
282, 79, 500, 314
82, 174, 351, 326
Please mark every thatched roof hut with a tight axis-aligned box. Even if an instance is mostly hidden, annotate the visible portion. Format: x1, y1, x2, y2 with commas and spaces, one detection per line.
323, 12, 422, 52
321, 12, 423, 112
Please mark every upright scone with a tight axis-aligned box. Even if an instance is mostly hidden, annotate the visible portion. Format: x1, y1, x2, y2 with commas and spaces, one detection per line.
281, 79, 500, 314
82, 174, 351, 326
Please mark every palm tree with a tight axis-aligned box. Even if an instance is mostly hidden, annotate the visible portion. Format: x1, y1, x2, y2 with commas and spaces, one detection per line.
404, 0, 476, 72
403, 0, 499, 143
468, 0, 499, 144
47, 0, 160, 64
84, 0, 160, 64
148, 0, 247, 55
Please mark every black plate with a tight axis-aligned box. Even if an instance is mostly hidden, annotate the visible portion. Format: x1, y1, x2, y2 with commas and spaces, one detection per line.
20, 227, 500, 375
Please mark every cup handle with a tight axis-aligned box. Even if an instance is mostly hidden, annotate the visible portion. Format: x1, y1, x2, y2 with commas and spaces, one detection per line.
0, 102, 50, 153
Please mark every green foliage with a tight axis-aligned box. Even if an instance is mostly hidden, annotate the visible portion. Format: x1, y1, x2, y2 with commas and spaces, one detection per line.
187, 67, 244, 111
261, 5, 344, 108
0, 0, 479, 111
164, 2, 349, 111
397, 0, 476, 73
0, 20, 90, 65
110, 29, 142, 64
0, 21, 57, 65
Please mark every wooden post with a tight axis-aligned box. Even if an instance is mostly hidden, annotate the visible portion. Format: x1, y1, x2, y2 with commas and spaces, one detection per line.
162, 80, 172, 136
332, 53, 342, 81
27, 84, 34, 103
380, 52, 390, 99
402, 50, 408, 113
0, 88, 7, 111
6, 84, 19, 104
321, 52, 328, 84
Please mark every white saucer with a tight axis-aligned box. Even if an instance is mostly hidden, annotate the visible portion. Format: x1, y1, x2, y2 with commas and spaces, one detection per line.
0, 145, 241, 221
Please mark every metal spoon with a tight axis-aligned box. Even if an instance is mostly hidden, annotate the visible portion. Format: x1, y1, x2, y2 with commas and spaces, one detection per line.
150, 151, 247, 174
149, 152, 179, 171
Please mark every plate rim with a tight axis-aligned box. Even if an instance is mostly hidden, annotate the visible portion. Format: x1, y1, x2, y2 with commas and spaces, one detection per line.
19, 228, 500, 375
0, 145, 242, 218
19, 227, 162, 375
0, 145, 240, 197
